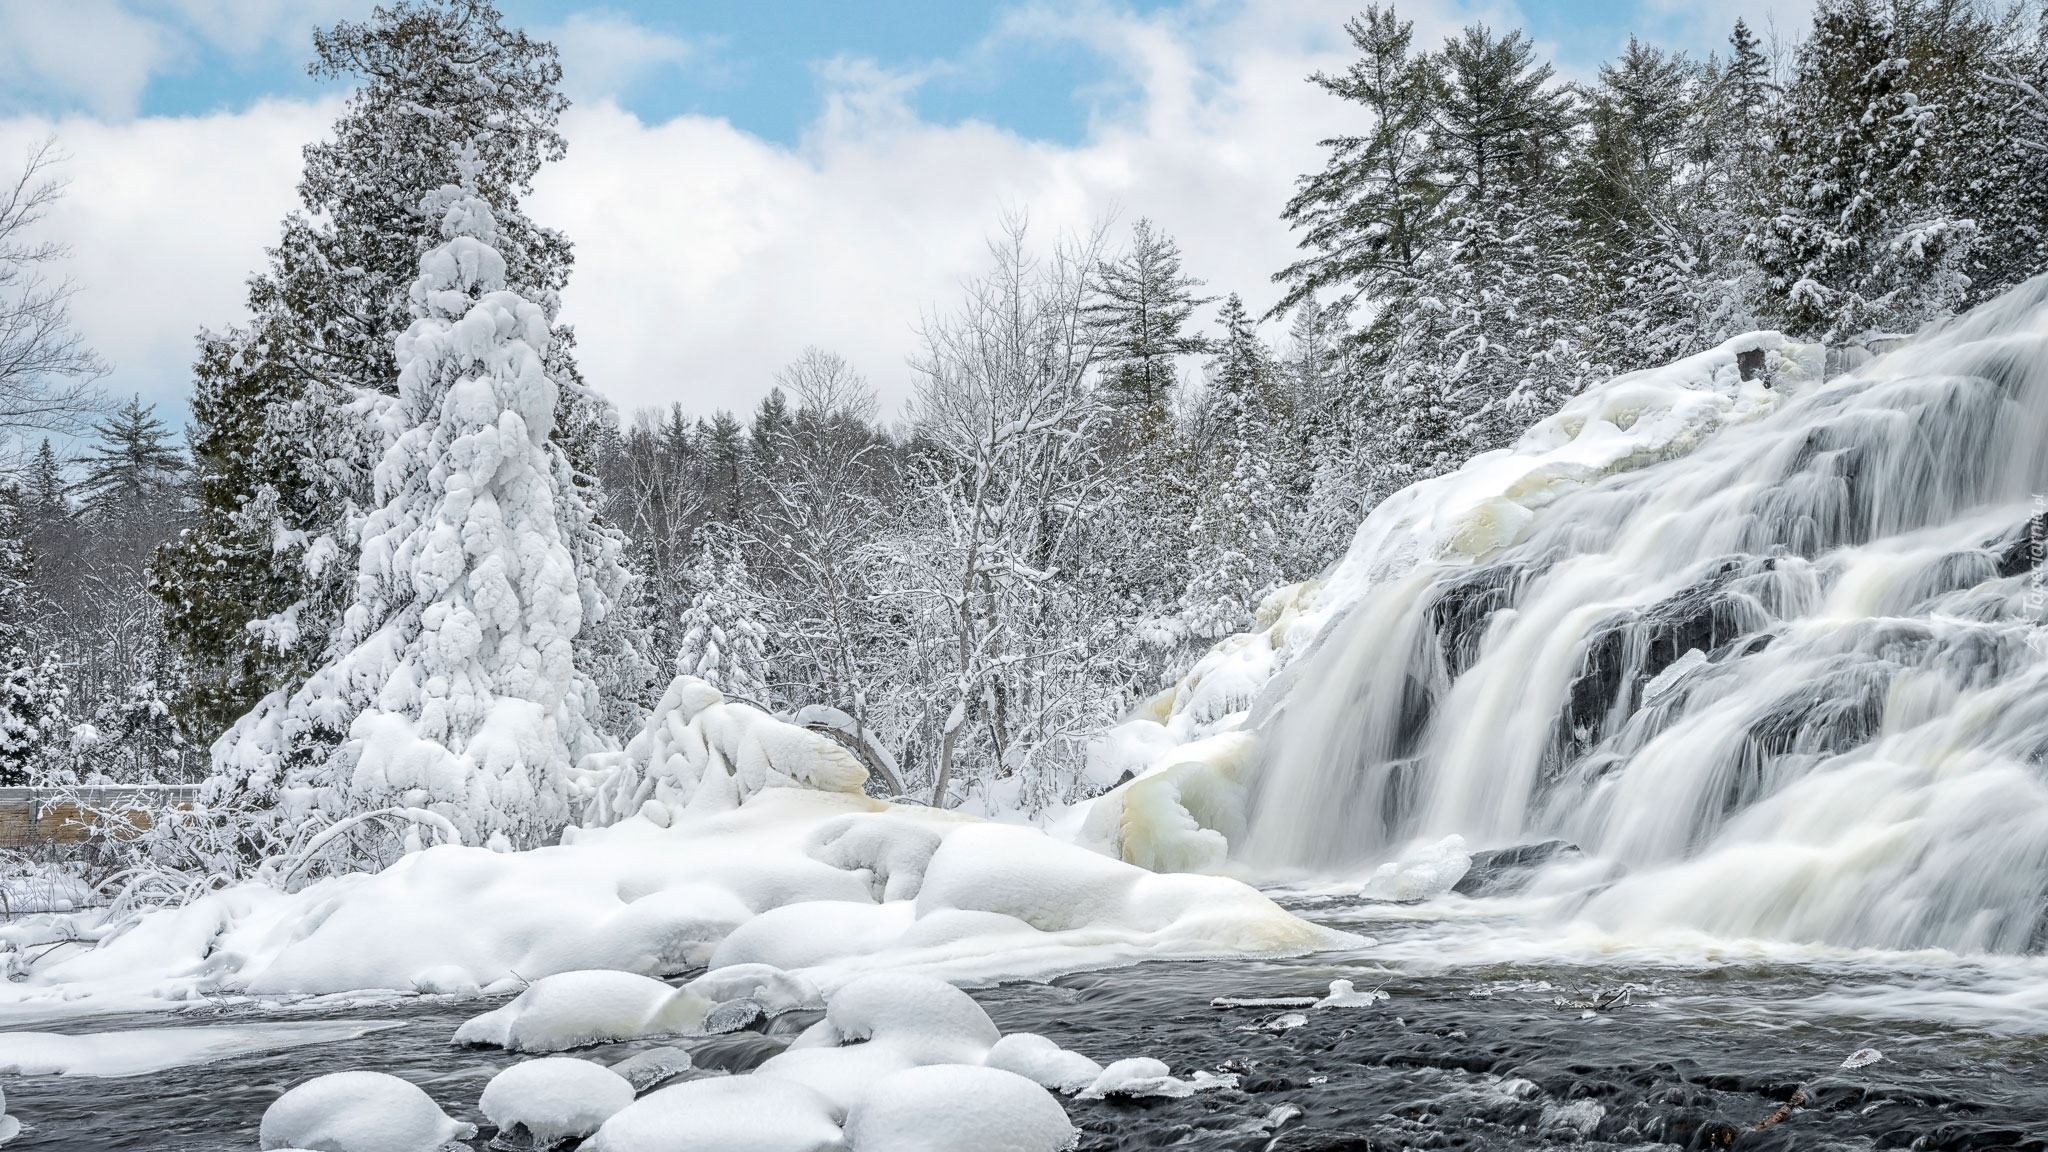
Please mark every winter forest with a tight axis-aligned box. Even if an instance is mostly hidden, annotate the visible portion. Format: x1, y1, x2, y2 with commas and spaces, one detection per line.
10, 0, 2044, 821
5, 0, 2048, 1147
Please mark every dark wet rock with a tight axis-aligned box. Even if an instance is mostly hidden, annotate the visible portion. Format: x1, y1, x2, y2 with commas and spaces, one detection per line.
1452, 840, 1579, 898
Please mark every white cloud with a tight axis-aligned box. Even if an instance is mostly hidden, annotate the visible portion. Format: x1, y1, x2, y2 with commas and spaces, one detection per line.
544, 10, 724, 105
0, 0, 172, 118
0, 0, 1818, 434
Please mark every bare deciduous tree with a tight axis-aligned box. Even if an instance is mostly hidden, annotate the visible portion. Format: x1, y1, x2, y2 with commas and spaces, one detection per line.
0, 139, 105, 456
902, 218, 1119, 807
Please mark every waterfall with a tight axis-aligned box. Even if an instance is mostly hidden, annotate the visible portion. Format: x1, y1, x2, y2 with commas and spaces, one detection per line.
1241, 277, 2048, 954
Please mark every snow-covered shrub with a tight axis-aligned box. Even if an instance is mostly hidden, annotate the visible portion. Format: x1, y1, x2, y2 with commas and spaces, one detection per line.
570, 674, 867, 826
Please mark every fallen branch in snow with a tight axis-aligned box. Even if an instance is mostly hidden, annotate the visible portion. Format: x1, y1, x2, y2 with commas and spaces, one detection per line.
793, 704, 910, 798
273, 807, 462, 887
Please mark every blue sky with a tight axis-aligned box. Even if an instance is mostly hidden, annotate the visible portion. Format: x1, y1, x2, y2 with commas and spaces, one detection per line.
0, 0, 1806, 441
62, 1, 1767, 145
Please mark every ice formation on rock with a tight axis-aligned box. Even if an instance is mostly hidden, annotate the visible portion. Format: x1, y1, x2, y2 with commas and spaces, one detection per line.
1077, 1055, 1234, 1099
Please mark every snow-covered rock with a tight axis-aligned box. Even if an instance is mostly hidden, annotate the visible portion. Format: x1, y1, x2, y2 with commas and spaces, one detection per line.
841, 1065, 1076, 1152
258, 1071, 475, 1152
477, 1057, 635, 1144
453, 970, 710, 1052
585, 1076, 845, 1152
0, 1084, 17, 1146
983, 1032, 1103, 1093
755, 972, 1000, 1117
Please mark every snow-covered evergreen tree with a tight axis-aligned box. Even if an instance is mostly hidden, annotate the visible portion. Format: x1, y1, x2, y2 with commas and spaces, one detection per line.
154, 0, 594, 756
0, 484, 65, 787
1181, 296, 1283, 640
1085, 219, 1211, 424
1748, 0, 1979, 341
212, 162, 612, 865
1274, 6, 1441, 319
674, 536, 773, 707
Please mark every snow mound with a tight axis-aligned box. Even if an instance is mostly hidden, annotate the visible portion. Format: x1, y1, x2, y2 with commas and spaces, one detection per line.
585, 1076, 844, 1152
258, 1071, 475, 1152
477, 1057, 634, 1144
573, 675, 868, 826
983, 1032, 1103, 1093
1078, 1056, 1233, 1100
842, 1065, 1076, 1152
8, 786, 1341, 1018
812, 971, 1000, 1051
453, 970, 709, 1052
1066, 333, 1822, 871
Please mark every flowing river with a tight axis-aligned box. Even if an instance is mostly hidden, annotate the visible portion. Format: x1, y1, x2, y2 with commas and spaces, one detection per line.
6, 884, 2046, 1151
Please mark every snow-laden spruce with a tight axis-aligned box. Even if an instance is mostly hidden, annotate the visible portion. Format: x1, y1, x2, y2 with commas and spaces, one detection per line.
212, 161, 614, 867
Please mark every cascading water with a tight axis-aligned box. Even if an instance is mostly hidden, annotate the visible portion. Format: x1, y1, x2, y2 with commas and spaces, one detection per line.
1242, 277, 2048, 955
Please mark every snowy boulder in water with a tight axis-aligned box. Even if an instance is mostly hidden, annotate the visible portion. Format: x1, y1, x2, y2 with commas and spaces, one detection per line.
584, 1076, 844, 1152
259, 1071, 476, 1152
983, 1032, 1103, 1093
478, 1058, 634, 1145
453, 970, 710, 1052
0, 1084, 17, 1146
810, 971, 1000, 1053
842, 1065, 1075, 1152
757, 971, 1002, 1116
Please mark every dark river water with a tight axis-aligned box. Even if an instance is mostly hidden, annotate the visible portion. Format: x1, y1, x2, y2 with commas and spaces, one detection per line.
4, 898, 2046, 1151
